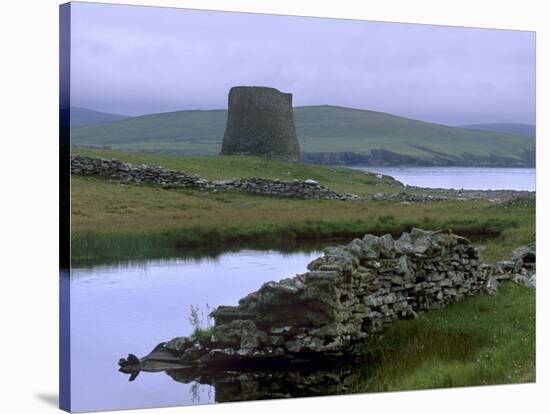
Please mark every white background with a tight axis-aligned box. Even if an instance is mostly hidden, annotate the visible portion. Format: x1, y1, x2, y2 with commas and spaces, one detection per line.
0, 0, 547, 413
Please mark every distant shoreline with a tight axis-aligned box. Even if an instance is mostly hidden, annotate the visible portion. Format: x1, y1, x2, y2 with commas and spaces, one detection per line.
71, 145, 536, 169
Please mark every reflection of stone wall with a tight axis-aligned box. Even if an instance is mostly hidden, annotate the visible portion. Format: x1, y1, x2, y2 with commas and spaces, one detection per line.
166, 362, 361, 402
221, 86, 301, 162
209, 229, 490, 359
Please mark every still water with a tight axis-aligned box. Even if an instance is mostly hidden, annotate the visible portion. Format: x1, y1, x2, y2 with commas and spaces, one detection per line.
349, 166, 535, 191
69, 249, 322, 412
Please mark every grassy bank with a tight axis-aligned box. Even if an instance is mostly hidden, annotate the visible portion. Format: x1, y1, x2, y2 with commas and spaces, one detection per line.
352, 283, 535, 390
72, 147, 403, 196
70, 149, 535, 264
71, 175, 534, 264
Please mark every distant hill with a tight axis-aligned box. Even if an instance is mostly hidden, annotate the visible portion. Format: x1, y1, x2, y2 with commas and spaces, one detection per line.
70, 105, 535, 167
67, 107, 129, 127
458, 123, 535, 138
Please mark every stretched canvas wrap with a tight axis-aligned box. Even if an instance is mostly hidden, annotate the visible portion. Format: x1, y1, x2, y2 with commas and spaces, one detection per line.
59, 2, 536, 412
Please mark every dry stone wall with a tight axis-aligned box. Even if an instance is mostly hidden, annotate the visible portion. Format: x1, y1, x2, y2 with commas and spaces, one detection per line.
71, 154, 207, 187
120, 229, 500, 373
71, 154, 359, 200
207, 229, 487, 357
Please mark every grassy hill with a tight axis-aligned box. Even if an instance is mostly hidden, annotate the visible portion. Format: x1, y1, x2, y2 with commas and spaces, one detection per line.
66, 107, 130, 126
70, 105, 535, 166
458, 123, 535, 138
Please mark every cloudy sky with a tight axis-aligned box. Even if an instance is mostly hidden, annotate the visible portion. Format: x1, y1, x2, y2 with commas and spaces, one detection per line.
69, 2, 536, 126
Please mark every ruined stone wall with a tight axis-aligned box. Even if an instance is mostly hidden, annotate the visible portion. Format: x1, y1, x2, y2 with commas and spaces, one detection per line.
71, 154, 358, 200
71, 154, 207, 187
221, 86, 301, 162
207, 229, 489, 361
129, 230, 491, 369
492, 243, 536, 288
120, 231, 535, 375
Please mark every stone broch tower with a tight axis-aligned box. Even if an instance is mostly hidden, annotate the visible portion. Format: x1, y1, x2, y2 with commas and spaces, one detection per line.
221, 86, 301, 162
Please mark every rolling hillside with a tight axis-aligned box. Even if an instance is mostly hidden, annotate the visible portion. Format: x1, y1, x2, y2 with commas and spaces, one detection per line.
458, 123, 535, 138
67, 107, 130, 126
70, 105, 535, 167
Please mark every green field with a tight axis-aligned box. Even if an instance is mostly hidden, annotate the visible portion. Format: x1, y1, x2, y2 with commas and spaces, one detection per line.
70, 105, 535, 165
73, 147, 402, 196
459, 122, 535, 137
70, 149, 535, 265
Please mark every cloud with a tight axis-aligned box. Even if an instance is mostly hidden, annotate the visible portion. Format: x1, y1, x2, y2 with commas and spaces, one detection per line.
69, 2, 535, 125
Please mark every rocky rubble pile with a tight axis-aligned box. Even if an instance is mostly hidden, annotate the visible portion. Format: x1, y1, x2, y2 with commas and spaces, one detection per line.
71, 154, 359, 200
208, 178, 359, 200
120, 229, 493, 373
71, 154, 207, 187
370, 189, 534, 203
371, 192, 449, 202
493, 242, 536, 288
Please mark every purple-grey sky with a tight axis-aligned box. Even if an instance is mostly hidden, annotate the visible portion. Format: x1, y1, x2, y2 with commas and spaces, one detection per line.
69, 2, 536, 126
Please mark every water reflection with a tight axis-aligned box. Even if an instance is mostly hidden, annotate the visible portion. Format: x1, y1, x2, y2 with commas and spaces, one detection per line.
69, 247, 335, 412
124, 357, 376, 403
72, 238, 346, 269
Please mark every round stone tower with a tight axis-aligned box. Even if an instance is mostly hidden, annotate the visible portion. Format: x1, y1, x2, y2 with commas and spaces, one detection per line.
221, 86, 301, 162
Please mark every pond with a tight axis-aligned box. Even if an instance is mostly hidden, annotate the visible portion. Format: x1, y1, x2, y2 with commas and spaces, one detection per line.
68, 247, 348, 412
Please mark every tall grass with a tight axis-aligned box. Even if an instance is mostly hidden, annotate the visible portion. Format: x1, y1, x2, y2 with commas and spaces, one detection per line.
350, 283, 535, 391
71, 214, 520, 265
